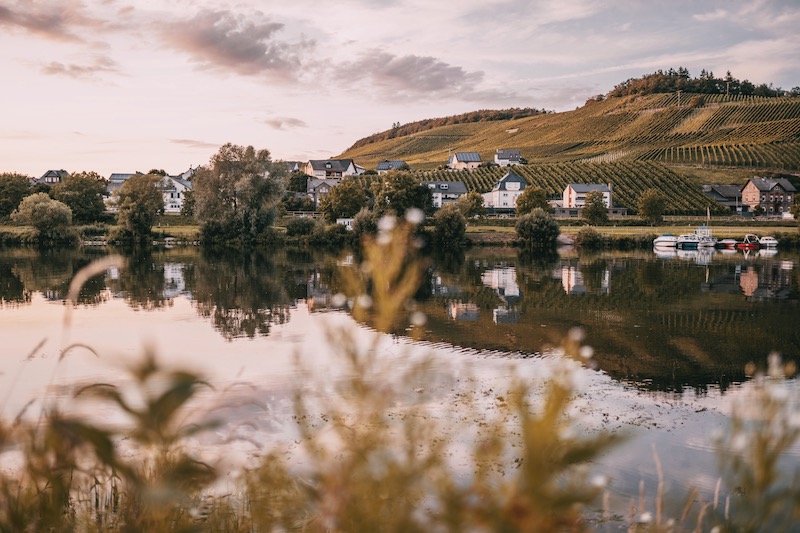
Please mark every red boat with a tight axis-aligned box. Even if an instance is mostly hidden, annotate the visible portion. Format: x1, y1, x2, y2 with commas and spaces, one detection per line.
735, 234, 761, 250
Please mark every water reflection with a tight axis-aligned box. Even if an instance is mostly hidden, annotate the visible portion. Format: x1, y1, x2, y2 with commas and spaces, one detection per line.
0, 246, 798, 392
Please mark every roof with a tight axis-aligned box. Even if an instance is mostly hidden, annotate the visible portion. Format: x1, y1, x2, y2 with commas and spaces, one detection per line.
308, 159, 354, 172
492, 171, 527, 191
161, 175, 192, 190
703, 184, 742, 199
453, 152, 481, 163
108, 173, 137, 182
495, 149, 520, 161
567, 183, 611, 193
307, 178, 341, 192
423, 181, 468, 194
745, 177, 797, 193
40, 169, 69, 179
376, 160, 406, 171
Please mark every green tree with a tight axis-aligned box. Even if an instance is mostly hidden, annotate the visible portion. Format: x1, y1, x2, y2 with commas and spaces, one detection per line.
11, 192, 72, 237
637, 189, 666, 225
287, 172, 311, 193
790, 202, 800, 225
51, 171, 107, 223
193, 143, 286, 244
320, 178, 369, 222
515, 208, 559, 249
432, 203, 467, 250
180, 190, 195, 217
371, 170, 433, 217
0, 173, 31, 220
351, 208, 378, 242
515, 186, 551, 216
116, 173, 164, 242
582, 190, 609, 225
455, 191, 486, 218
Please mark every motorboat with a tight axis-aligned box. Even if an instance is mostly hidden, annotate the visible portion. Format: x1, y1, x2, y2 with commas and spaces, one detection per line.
676, 233, 700, 249
716, 238, 737, 250
653, 234, 678, 247
695, 226, 717, 248
759, 236, 779, 248
736, 234, 761, 250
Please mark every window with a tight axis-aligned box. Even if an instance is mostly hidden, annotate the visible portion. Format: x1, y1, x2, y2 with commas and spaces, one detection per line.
441, 184, 448, 190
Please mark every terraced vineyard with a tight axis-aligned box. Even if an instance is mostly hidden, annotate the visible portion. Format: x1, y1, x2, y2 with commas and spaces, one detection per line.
339, 93, 800, 171
407, 161, 719, 215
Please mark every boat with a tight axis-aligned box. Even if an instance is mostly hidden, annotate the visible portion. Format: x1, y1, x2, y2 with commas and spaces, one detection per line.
676, 233, 700, 249
653, 234, 678, 247
694, 226, 717, 248
716, 238, 737, 250
759, 236, 779, 248
736, 234, 761, 250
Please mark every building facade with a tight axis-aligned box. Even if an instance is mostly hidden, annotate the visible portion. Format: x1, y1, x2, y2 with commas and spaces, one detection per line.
741, 177, 796, 216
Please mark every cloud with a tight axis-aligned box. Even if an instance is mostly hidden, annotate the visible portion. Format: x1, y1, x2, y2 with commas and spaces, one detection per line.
41, 55, 118, 79
170, 139, 221, 150
160, 9, 313, 80
0, 1, 107, 42
337, 51, 515, 102
693, 8, 728, 22
264, 117, 308, 130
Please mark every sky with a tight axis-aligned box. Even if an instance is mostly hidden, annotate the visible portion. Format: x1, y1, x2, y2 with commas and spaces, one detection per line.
1, 0, 799, 178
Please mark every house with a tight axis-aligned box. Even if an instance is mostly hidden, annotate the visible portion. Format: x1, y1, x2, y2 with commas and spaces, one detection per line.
741, 177, 796, 216
423, 180, 468, 208
37, 169, 69, 185
482, 171, 527, 210
494, 149, 521, 166
158, 175, 193, 213
284, 161, 304, 173
304, 159, 364, 179
563, 183, 613, 208
447, 152, 481, 171
307, 178, 341, 206
702, 184, 744, 212
376, 160, 407, 174
106, 173, 138, 194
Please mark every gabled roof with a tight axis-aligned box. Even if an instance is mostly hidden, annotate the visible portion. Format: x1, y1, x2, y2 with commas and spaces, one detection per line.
703, 184, 742, 199
567, 183, 611, 193
744, 177, 797, 193
40, 169, 69, 179
452, 152, 481, 163
492, 171, 527, 191
376, 160, 406, 171
423, 181, 468, 194
161, 175, 192, 191
308, 159, 354, 172
307, 178, 341, 192
108, 173, 137, 182
495, 149, 520, 161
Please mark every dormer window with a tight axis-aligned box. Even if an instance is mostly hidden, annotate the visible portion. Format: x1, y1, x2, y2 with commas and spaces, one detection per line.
441, 184, 448, 190
325, 162, 332, 169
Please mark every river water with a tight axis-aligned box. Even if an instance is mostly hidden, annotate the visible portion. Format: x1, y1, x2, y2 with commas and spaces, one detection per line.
1, 244, 798, 524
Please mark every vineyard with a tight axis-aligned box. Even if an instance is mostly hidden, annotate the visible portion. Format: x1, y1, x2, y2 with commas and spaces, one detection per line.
407, 161, 719, 215
338, 93, 800, 172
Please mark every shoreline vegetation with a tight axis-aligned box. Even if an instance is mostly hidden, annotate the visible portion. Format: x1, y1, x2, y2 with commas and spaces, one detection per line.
2, 219, 799, 531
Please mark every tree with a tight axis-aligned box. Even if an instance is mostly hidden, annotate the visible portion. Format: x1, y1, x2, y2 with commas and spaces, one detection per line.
11, 192, 72, 237
0, 173, 31, 220
371, 170, 433, 217
515, 208, 559, 249
51, 171, 107, 223
287, 172, 311, 193
180, 190, 195, 217
790, 202, 800, 224
432, 203, 467, 250
456, 191, 486, 218
116, 173, 164, 241
320, 178, 369, 222
193, 143, 286, 243
637, 189, 666, 225
515, 186, 551, 216
582, 190, 608, 225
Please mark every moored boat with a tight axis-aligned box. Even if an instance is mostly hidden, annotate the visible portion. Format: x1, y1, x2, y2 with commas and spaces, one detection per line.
735, 234, 761, 250
653, 234, 678, 247
716, 238, 737, 250
676, 233, 700, 249
759, 236, 779, 248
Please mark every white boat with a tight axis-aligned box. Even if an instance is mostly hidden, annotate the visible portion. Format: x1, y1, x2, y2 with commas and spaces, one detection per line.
676, 233, 700, 249
716, 238, 737, 250
695, 226, 718, 248
653, 234, 678, 247
759, 236, 779, 248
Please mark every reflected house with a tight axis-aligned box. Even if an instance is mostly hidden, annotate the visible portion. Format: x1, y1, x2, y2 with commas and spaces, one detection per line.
163, 263, 188, 299
430, 274, 463, 297
739, 260, 794, 300
481, 266, 521, 324
448, 300, 479, 321
307, 271, 334, 312
493, 307, 520, 324
556, 264, 610, 295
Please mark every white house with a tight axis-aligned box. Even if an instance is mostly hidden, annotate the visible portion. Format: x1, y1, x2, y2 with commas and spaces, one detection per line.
423, 180, 468, 208
482, 171, 527, 210
494, 149, 521, 166
159, 175, 193, 213
304, 159, 364, 178
563, 183, 613, 208
447, 152, 481, 170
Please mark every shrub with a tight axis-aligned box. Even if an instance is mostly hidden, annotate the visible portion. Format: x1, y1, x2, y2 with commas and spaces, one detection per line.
285, 216, 317, 237
432, 203, 467, 250
515, 208, 560, 249
575, 227, 608, 249
11, 193, 73, 238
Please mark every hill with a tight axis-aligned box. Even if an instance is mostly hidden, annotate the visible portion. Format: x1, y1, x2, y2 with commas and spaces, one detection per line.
338, 92, 800, 172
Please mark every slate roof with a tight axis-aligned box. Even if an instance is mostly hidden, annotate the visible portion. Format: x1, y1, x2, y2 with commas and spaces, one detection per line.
492, 171, 527, 191
308, 159, 354, 172
107, 173, 137, 193
423, 181, 468, 194
307, 178, 341, 192
37, 169, 69, 183
453, 152, 481, 163
568, 183, 611, 193
703, 184, 742, 200
745, 177, 797, 192
376, 160, 406, 171
495, 149, 520, 161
